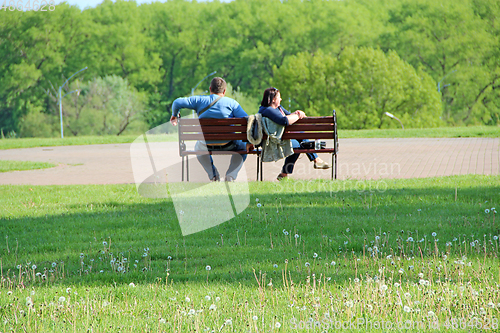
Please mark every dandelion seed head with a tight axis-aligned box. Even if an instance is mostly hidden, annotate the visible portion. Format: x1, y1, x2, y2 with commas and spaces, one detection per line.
404, 306, 411, 313
256, 203, 262, 208
206, 265, 211, 271
205, 295, 211, 301
58, 296, 66, 303
252, 315, 258, 321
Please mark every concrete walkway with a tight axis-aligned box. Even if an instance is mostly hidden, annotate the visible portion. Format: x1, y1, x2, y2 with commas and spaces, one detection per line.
0, 138, 498, 185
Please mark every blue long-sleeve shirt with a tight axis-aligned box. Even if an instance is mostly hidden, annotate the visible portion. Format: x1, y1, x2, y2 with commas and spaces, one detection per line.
258, 105, 291, 126
172, 94, 248, 119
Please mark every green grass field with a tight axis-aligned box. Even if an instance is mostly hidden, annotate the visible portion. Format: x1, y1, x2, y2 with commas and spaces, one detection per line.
0, 126, 498, 150
0, 175, 499, 331
0, 160, 56, 173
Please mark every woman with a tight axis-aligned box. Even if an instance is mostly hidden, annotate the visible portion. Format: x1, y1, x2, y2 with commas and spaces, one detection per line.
258, 87, 331, 180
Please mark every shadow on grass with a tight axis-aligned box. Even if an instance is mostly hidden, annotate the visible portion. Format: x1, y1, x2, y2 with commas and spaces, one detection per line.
0, 178, 498, 287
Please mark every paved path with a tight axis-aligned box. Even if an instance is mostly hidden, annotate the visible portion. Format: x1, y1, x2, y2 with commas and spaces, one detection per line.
0, 138, 498, 185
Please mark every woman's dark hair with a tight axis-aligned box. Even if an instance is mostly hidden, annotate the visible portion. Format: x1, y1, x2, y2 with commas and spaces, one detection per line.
260, 87, 279, 107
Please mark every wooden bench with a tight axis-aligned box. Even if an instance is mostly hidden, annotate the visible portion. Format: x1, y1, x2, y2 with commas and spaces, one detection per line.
178, 110, 338, 181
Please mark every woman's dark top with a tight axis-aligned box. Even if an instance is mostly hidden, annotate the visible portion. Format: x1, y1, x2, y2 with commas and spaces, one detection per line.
258, 105, 291, 126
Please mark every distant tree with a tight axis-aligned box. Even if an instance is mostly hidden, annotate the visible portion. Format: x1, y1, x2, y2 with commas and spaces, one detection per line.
378, 0, 500, 125
274, 47, 443, 129
60, 75, 147, 136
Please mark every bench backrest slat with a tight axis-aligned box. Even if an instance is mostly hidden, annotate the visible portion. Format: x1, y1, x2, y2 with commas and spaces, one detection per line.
181, 133, 248, 141
180, 125, 247, 135
286, 124, 333, 132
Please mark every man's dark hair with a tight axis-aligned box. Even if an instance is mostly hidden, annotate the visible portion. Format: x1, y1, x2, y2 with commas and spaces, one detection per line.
261, 87, 280, 107
210, 77, 227, 94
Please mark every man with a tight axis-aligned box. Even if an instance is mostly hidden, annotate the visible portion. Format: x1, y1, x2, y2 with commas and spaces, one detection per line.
170, 77, 253, 181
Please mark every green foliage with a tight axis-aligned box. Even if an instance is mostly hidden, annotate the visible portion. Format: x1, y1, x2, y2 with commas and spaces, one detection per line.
379, 0, 500, 125
275, 47, 443, 129
225, 83, 260, 115
1, 0, 499, 136
18, 108, 59, 138
62, 75, 148, 136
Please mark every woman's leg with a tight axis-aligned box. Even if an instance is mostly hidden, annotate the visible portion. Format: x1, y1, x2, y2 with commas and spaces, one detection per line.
281, 139, 301, 175
296, 139, 318, 162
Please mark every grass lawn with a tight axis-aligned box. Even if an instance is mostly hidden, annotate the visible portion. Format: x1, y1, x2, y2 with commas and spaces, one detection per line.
0, 175, 499, 331
0, 126, 498, 150
0, 160, 56, 173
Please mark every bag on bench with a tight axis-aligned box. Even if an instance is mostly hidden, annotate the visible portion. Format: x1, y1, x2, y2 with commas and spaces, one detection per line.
300, 141, 326, 149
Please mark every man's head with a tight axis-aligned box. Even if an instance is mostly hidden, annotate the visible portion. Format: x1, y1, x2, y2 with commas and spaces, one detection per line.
210, 77, 227, 95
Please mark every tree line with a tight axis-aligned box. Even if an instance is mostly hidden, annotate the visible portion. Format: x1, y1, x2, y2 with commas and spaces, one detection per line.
0, 0, 499, 137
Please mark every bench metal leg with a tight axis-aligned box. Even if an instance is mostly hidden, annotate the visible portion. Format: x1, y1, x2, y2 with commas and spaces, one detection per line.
331, 153, 334, 180
334, 153, 337, 180
256, 154, 260, 181
181, 156, 185, 182
186, 156, 189, 182
260, 155, 263, 181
